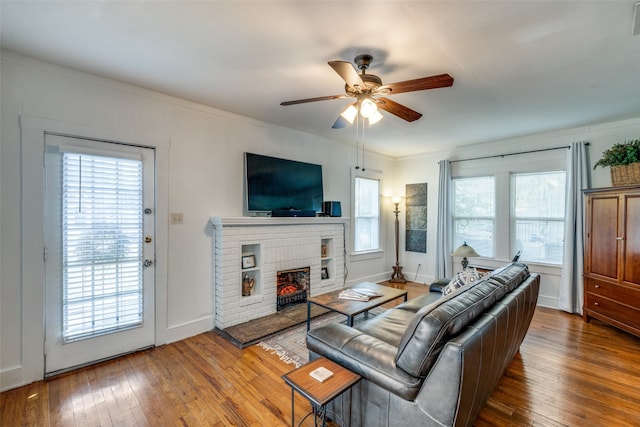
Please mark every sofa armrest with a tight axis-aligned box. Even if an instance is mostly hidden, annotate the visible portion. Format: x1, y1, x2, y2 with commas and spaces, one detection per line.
429, 278, 450, 293
306, 323, 424, 400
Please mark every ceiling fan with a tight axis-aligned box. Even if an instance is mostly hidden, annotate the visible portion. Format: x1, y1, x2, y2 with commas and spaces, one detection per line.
280, 54, 454, 128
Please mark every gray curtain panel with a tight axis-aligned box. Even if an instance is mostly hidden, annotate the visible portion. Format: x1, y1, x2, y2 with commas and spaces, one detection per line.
435, 160, 453, 279
559, 141, 590, 314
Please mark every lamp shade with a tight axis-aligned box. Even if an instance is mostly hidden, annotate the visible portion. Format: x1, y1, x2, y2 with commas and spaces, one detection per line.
359, 98, 378, 118
340, 104, 358, 124
452, 242, 480, 258
368, 110, 383, 125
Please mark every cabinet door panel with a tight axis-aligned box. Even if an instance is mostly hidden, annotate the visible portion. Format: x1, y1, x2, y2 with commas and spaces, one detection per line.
623, 194, 640, 284
588, 196, 620, 280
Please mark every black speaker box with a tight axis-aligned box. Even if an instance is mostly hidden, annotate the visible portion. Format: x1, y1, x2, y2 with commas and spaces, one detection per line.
323, 201, 342, 217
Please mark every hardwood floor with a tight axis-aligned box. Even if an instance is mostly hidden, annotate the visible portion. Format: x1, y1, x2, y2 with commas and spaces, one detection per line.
2, 281, 640, 426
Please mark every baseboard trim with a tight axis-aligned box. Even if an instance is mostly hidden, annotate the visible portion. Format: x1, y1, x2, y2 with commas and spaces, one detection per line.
1, 365, 26, 393
536, 295, 559, 310
163, 315, 214, 345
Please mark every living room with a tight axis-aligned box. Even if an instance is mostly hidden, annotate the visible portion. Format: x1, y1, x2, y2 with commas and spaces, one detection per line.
2, 1, 640, 424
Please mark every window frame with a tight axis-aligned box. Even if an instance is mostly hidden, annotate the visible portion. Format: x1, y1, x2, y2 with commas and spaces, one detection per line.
450, 150, 567, 268
351, 171, 383, 258
452, 175, 496, 258
60, 150, 145, 342
510, 170, 566, 265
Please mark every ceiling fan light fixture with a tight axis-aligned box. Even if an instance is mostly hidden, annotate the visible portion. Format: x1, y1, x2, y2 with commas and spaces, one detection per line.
360, 98, 378, 118
281, 54, 454, 127
340, 104, 358, 124
368, 110, 383, 125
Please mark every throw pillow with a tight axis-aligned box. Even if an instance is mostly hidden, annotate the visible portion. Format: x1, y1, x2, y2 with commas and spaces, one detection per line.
442, 268, 485, 296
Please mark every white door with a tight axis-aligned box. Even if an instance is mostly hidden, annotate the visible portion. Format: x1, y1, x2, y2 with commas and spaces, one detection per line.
44, 134, 155, 375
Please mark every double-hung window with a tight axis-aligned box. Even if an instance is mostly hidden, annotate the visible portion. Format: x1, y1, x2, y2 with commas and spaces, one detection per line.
353, 176, 380, 252
512, 171, 566, 264
452, 176, 495, 257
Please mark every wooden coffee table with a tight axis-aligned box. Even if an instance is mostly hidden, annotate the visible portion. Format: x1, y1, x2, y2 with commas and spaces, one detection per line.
306, 282, 408, 331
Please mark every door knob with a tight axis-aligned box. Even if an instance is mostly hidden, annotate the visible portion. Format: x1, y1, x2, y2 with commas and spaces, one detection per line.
143, 259, 153, 268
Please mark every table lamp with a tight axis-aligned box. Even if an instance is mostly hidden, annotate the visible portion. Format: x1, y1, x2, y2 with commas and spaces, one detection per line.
452, 242, 480, 270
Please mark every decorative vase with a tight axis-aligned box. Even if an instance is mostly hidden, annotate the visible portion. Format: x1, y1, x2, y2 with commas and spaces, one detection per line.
242, 275, 255, 296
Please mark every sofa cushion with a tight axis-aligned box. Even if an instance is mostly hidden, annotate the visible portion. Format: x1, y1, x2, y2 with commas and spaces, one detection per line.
354, 308, 416, 347
442, 268, 486, 295
487, 262, 531, 295
394, 262, 529, 377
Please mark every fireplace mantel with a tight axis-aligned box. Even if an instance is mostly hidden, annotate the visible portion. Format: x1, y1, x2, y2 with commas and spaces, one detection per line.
210, 216, 347, 329
210, 216, 348, 227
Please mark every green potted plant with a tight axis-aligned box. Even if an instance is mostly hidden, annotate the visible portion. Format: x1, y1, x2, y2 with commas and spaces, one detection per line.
594, 139, 640, 186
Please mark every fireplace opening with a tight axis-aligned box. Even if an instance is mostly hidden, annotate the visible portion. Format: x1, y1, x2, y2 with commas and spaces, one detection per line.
276, 267, 310, 311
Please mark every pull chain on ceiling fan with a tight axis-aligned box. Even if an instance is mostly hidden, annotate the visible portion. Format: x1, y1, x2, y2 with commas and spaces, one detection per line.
280, 54, 454, 128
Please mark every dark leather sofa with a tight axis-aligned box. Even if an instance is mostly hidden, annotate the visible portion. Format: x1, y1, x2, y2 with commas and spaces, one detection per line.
306, 262, 540, 427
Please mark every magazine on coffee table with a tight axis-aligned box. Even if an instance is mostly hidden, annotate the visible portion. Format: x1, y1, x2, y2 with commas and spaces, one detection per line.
338, 288, 384, 301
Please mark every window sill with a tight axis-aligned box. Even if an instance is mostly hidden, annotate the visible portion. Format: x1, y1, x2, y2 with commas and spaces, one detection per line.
522, 262, 562, 276
470, 258, 562, 276
350, 249, 383, 261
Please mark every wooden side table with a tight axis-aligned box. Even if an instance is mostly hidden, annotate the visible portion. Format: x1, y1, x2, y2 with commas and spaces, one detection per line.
282, 357, 361, 427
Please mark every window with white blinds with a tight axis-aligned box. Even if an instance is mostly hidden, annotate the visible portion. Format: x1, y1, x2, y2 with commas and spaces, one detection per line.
62, 152, 144, 342
354, 176, 380, 252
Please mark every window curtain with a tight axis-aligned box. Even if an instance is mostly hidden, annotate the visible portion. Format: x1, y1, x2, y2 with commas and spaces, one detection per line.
435, 160, 453, 279
559, 141, 590, 314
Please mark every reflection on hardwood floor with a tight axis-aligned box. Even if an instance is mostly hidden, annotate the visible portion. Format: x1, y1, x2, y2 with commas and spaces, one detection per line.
2, 281, 639, 426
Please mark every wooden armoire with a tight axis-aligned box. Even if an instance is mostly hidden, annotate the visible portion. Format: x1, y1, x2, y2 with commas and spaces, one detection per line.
583, 185, 640, 337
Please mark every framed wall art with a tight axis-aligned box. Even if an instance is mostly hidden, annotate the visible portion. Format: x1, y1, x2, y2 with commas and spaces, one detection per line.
405, 182, 428, 253
242, 254, 256, 269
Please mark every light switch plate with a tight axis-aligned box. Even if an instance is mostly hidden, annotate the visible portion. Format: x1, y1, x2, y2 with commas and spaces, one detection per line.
170, 213, 184, 224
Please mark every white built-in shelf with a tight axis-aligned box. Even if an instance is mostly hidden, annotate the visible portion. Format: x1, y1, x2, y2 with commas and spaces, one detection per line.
241, 243, 261, 298
321, 237, 335, 284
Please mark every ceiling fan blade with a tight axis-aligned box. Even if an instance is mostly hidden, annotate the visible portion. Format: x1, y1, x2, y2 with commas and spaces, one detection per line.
328, 60, 365, 91
385, 73, 454, 95
280, 94, 349, 106
332, 116, 348, 129
375, 97, 423, 122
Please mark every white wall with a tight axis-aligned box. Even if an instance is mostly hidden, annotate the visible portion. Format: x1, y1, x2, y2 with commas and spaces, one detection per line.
388, 154, 442, 284
394, 116, 640, 307
0, 51, 395, 391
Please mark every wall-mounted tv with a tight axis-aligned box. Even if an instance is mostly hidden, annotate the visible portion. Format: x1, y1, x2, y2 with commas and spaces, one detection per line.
244, 152, 324, 214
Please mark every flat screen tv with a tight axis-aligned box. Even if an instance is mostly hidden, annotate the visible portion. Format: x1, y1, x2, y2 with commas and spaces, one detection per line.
244, 152, 324, 214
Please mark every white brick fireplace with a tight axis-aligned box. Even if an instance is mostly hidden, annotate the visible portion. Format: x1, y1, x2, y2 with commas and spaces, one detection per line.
210, 217, 347, 329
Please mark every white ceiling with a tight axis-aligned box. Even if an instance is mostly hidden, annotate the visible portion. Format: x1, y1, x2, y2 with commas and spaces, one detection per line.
2, 1, 640, 157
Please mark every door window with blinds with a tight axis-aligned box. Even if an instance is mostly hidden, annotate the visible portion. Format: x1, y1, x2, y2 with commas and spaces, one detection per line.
61, 151, 144, 342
